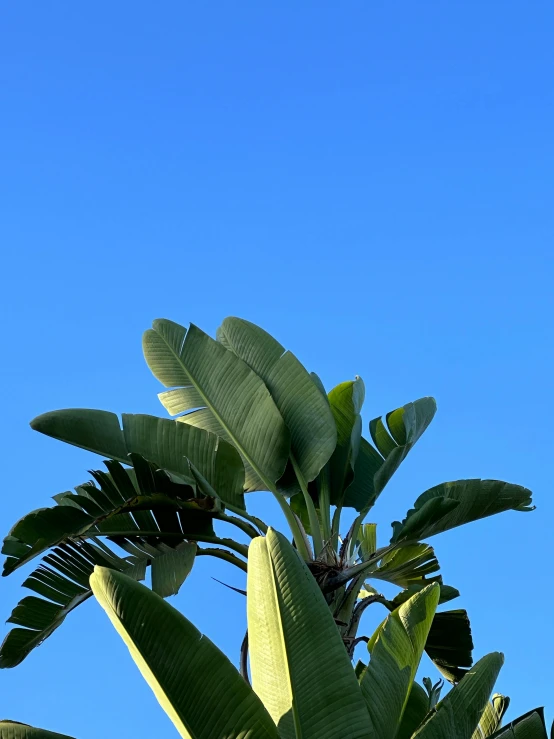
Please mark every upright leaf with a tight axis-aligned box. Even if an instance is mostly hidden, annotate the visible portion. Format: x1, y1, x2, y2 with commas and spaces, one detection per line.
248, 529, 370, 739
91, 567, 278, 739
327, 378, 365, 505
359, 583, 440, 739
473, 694, 510, 738
391, 480, 534, 543
217, 317, 337, 484
414, 652, 504, 739
143, 320, 290, 492
343, 398, 436, 512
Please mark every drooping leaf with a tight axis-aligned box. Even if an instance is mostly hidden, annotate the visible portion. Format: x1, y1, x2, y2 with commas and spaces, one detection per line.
150, 542, 197, 598
247, 528, 370, 739
391, 480, 534, 543
359, 584, 440, 739
91, 566, 279, 739
217, 317, 337, 486
0, 539, 146, 668
413, 652, 504, 739
327, 377, 365, 504
31, 411, 245, 509
0, 457, 221, 667
143, 320, 290, 492
343, 397, 437, 512
426, 609, 474, 683
0, 721, 76, 739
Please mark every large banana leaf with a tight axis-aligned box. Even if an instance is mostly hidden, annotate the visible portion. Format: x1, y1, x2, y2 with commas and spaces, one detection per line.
391, 480, 534, 543
247, 528, 371, 739
0, 455, 234, 668
327, 378, 365, 505
217, 317, 337, 485
413, 652, 504, 739
396, 682, 431, 739
31, 411, 245, 509
359, 583, 440, 739
343, 398, 437, 512
488, 708, 549, 738
143, 320, 290, 492
0, 722, 76, 739
91, 567, 279, 739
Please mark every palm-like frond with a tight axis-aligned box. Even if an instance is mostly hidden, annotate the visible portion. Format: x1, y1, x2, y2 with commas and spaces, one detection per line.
0, 454, 246, 668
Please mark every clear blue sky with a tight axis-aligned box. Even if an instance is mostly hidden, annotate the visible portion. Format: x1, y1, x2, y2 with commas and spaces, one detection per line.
1, 2, 553, 736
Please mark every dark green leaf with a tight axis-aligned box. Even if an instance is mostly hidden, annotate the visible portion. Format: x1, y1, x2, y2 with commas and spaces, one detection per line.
31, 411, 245, 509
391, 480, 534, 544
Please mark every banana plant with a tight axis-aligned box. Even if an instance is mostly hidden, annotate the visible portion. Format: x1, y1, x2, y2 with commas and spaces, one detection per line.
1, 318, 535, 679
4, 530, 549, 739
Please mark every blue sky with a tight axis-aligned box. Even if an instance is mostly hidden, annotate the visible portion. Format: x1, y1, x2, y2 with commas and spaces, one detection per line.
1, 2, 553, 735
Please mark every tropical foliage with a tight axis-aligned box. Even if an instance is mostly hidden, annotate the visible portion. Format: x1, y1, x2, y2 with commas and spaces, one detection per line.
4, 530, 550, 738
0, 317, 548, 736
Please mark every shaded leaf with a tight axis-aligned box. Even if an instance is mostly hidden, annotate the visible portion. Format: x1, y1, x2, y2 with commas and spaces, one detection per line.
217, 317, 337, 485
414, 652, 504, 739
344, 398, 436, 512
391, 480, 534, 543
0, 721, 76, 739
327, 378, 365, 504
489, 708, 548, 738
31, 411, 245, 509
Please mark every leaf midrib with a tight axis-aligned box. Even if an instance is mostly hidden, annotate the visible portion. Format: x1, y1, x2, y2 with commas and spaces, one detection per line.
160, 328, 281, 495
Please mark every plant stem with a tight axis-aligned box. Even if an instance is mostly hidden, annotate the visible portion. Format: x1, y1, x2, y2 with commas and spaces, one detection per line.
317, 465, 332, 542
196, 547, 248, 573
225, 504, 268, 534
215, 512, 260, 539
270, 488, 312, 561
331, 505, 342, 551
97, 531, 250, 559
290, 454, 324, 557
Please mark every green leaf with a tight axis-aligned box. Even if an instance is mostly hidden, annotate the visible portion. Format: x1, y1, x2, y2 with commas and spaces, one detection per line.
391, 480, 534, 543
143, 320, 290, 492
370, 543, 440, 588
0, 721, 76, 738
413, 652, 504, 739
31, 410, 245, 509
150, 542, 197, 598
0, 539, 146, 668
217, 317, 337, 484
396, 682, 431, 739
247, 528, 370, 739
391, 583, 460, 608
426, 610, 474, 683
359, 583, 440, 739
472, 694, 510, 738
343, 397, 436, 512
327, 378, 365, 504
0, 457, 219, 667
91, 566, 278, 739
488, 708, 548, 738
